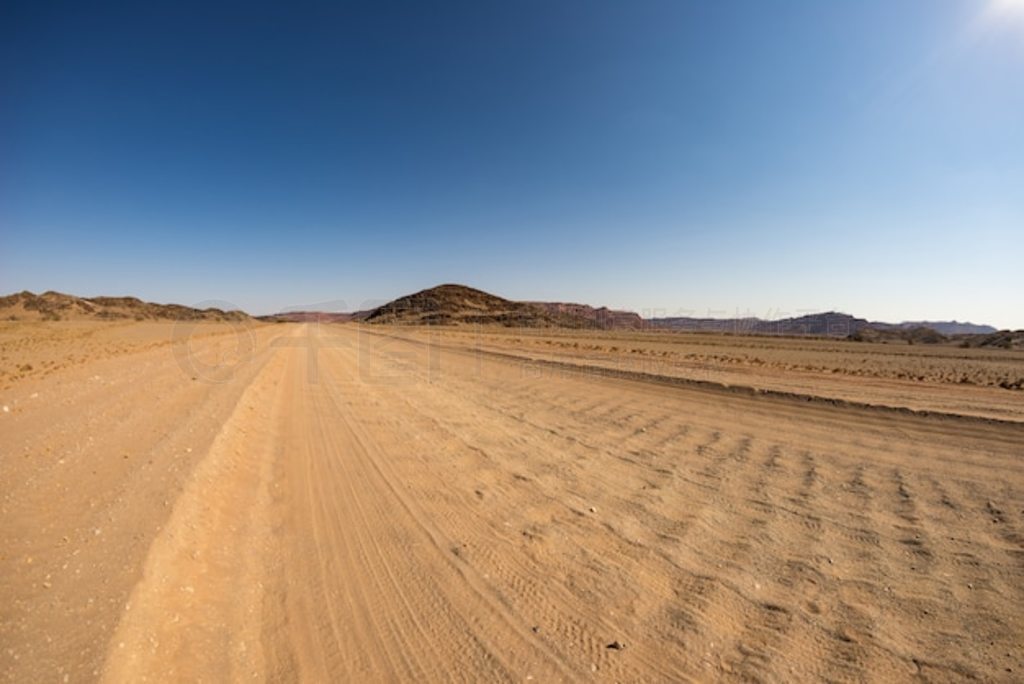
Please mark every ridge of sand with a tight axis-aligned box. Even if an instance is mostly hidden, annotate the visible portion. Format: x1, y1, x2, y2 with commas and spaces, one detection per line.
99, 338, 289, 682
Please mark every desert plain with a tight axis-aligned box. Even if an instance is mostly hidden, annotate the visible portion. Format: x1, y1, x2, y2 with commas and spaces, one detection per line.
1, 319, 1023, 682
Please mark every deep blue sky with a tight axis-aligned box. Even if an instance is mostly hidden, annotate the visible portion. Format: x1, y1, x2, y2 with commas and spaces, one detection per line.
2, 1, 1022, 326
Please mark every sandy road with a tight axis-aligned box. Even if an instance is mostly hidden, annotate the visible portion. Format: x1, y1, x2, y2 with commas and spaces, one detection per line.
2, 322, 1023, 681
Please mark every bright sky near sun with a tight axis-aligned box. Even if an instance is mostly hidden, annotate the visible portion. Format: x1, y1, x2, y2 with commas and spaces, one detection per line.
1, 1, 1022, 327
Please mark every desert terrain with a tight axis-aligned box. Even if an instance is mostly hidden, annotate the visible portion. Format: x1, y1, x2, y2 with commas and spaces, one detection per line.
2, 317, 1023, 682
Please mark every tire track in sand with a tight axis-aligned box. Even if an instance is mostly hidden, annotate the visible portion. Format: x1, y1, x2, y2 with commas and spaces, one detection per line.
100, 344, 290, 682
260, 326, 574, 682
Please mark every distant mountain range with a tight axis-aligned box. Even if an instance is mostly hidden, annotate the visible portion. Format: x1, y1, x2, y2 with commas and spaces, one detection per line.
649, 311, 867, 336
648, 312, 996, 336
259, 311, 356, 324
1, 286, 1006, 344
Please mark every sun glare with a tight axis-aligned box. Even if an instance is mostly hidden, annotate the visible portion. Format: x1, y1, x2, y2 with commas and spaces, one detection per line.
990, 0, 1024, 16
978, 0, 1024, 34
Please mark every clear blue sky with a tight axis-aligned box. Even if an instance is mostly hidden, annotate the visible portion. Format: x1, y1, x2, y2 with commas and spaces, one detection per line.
2, 1, 1022, 327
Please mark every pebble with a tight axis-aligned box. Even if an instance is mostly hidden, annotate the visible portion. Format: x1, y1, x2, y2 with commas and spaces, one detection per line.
2, 405, 9, 413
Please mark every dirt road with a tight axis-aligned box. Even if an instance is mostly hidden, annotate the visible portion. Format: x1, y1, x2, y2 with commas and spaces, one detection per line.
2, 322, 1022, 681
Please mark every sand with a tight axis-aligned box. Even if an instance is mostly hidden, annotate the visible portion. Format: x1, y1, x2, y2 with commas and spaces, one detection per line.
1, 320, 1022, 681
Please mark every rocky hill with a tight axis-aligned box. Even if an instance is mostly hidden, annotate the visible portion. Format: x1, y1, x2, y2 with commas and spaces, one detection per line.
0, 291, 249, 322
363, 284, 568, 327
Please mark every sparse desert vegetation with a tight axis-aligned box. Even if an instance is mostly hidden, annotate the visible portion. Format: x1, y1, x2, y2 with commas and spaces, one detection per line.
409, 326, 1024, 418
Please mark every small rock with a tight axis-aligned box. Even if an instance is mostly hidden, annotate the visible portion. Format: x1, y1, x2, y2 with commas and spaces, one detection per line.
606, 640, 625, 650
589, 506, 597, 513
1, 405, 9, 413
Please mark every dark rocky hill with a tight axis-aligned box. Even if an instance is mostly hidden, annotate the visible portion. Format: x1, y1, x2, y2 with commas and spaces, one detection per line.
364, 284, 568, 327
